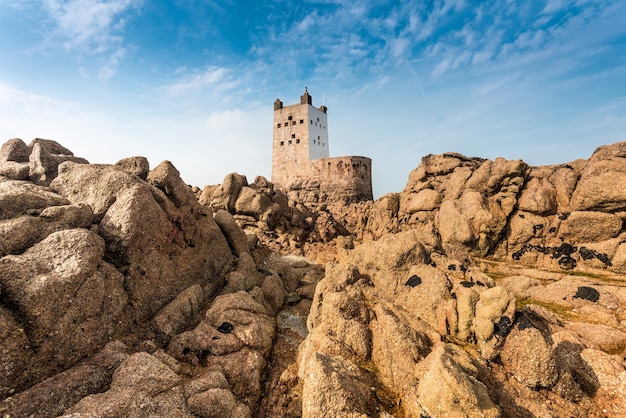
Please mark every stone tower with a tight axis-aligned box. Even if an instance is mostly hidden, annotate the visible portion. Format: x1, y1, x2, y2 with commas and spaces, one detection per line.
271, 88, 329, 188
271, 88, 373, 203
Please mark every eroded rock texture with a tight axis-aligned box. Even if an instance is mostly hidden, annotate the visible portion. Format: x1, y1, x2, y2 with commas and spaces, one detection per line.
1, 138, 625, 417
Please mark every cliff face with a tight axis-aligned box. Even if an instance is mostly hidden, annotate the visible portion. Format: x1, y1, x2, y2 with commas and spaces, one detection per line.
1, 137, 625, 417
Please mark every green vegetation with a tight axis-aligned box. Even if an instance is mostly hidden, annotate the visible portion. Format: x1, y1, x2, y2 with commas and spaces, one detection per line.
516, 298, 576, 318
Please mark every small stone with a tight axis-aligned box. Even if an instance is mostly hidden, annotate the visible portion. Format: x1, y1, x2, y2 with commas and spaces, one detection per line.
286, 292, 301, 304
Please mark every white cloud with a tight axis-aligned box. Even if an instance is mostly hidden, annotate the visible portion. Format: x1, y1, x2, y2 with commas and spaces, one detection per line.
43, 0, 137, 50
390, 37, 409, 58
39, 0, 139, 79
158, 66, 240, 97
0, 79, 272, 187
542, 0, 566, 14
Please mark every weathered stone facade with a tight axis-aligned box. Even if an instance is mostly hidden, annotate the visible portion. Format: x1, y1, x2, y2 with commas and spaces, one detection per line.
271, 89, 373, 202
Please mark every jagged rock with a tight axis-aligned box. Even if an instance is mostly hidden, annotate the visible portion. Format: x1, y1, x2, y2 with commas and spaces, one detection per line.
0, 305, 34, 398
0, 229, 129, 387
148, 160, 196, 208
473, 286, 516, 359
570, 144, 626, 211
0, 137, 30, 161
235, 185, 279, 222
437, 190, 507, 256
166, 289, 275, 413
454, 284, 480, 341
188, 388, 251, 418
3, 139, 85, 183
0, 341, 129, 417
205, 172, 249, 212
153, 284, 204, 340
579, 348, 626, 417
300, 352, 376, 418
500, 322, 559, 389
558, 211, 623, 242
549, 165, 579, 212
206, 347, 267, 409
0, 203, 93, 257
0, 178, 69, 220
52, 160, 234, 322
370, 305, 432, 402
0, 139, 30, 179
260, 273, 287, 315
400, 188, 441, 215
65, 352, 190, 417
184, 370, 230, 398
214, 209, 251, 257
306, 287, 371, 362
3, 136, 626, 417
417, 343, 500, 418
362, 192, 399, 239
115, 156, 150, 180
29, 139, 89, 186
517, 176, 557, 215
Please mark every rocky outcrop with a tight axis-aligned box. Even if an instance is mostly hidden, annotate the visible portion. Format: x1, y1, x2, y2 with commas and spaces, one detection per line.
0, 138, 88, 185
0, 138, 320, 416
331, 142, 626, 278
199, 174, 349, 259
2, 137, 626, 417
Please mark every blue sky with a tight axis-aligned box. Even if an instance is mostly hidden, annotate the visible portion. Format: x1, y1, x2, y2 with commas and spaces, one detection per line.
1, 0, 625, 198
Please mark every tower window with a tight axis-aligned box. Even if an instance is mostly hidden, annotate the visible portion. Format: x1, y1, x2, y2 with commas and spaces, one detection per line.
296, 139, 300, 144
318, 136, 320, 140
288, 116, 293, 121
291, 134, 296, 138
292, 121, 296, 126
310, 120, 313, 124
300, 119, 304, 124
313, 140, 316, 144
277, 123, 281, 128
288, 140, 292, 145
317, 117, 319, 122
280, 141, 284, 146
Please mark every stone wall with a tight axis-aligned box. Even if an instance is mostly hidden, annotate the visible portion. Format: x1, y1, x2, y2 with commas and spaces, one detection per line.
309, 156, 373, 202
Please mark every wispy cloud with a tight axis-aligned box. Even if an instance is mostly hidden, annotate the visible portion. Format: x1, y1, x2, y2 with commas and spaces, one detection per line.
157, 66, 241, 99
40, 0, 140, 79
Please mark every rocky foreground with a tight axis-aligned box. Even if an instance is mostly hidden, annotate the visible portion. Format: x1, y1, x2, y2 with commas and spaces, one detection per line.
0, 138, 625, 417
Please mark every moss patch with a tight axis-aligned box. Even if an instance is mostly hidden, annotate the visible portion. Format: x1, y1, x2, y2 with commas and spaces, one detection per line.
516, 298, 576, 318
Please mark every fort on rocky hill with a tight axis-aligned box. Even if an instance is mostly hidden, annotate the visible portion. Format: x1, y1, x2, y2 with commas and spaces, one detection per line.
271, 88, 373, 203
